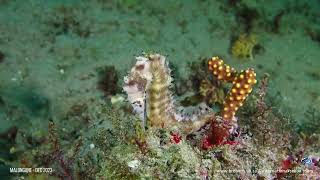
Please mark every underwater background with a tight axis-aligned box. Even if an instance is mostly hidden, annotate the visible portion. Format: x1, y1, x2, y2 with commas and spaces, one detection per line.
0, 0, 319, 179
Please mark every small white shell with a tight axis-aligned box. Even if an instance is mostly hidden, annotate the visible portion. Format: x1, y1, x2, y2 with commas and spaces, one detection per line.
127, 159, 140, 171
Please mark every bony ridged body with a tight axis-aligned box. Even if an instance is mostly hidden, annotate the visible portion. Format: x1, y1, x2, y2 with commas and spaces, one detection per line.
124, 53, 213, 134
146, 54, 174, 127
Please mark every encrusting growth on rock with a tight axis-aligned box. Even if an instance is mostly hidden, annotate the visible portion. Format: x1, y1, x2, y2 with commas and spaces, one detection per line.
208, 56, 257, 121
231, 33, 258, 59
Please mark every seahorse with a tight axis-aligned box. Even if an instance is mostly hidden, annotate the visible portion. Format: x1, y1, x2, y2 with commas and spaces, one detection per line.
124, 53, 212, 133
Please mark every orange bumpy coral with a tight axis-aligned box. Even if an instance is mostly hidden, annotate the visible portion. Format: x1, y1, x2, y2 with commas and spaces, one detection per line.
208, 56, 257, 121
208, 57, 236, 82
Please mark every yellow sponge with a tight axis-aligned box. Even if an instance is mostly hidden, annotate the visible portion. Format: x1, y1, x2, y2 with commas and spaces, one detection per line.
231, 34, 257, 60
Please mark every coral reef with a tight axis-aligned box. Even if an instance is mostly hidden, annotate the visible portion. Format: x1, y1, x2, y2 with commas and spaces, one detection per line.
231, 33, 258, 59
0, 0, 320, 179
123, 53, 256, 151
3, 52, 319, 180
